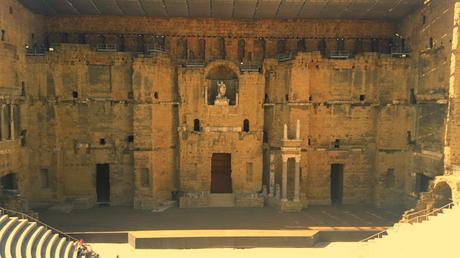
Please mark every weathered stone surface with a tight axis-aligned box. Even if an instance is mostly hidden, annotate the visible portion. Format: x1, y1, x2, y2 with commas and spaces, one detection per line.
1, 0, 459, 212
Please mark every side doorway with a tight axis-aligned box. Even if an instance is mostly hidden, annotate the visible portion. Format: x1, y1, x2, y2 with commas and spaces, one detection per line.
96, 164, 110, 203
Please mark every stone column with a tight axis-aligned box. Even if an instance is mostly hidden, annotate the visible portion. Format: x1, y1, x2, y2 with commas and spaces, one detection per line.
294, 156, 300, 201
275, 184, 280, 200
10, 105, 14, 140
296, 120, 300, 139
0, 105, 3, 141
283, 123, 288, 140
282, 155, 288, 201
269, 154, 275, 197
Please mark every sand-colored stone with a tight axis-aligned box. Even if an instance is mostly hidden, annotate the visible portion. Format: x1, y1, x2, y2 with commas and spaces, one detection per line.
0, 0, 459, 212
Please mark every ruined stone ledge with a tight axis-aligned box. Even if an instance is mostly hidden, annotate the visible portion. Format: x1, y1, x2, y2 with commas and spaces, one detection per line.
378, 149, 404, 153
134, 197, 159, 209
179, 195, 209, 208
280, 200, 304, 212
133, 148, 154, 152
89, 144, 114, 150
0, 95, 25, 103
414, 150, 443, 160
266, 197, 304, 212
202, 126, 242, 132
234, 193, 264, 208
264, 101, 409, 107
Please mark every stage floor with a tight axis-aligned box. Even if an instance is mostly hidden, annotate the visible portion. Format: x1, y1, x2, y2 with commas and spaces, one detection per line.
38, 205, 402, 234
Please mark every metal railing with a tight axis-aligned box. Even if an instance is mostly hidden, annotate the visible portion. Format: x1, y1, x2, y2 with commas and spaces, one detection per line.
96, 43, 118, 52
401, 207, 430, 223
0, 206, 77, 242
0, 206, 100, 256
276, 53, 293, 62
26, 47, 47, 56
240, 62, 262, 72
390, 46, 410, 57
360, 201, 455, 242
185, 59, 206, 67
146, 45, 167, 54
330, 50, 351, 59
404, 202, 455, 224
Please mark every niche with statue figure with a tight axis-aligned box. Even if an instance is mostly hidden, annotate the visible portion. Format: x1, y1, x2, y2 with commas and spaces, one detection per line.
206, 65, 239, 106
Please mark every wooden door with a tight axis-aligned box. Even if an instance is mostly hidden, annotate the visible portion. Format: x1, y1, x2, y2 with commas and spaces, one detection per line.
211, 153, 232, 193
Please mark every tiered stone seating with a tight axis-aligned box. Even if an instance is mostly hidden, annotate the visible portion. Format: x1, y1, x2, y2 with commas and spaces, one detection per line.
0, 209, 84, 258
361, 204, 460, 258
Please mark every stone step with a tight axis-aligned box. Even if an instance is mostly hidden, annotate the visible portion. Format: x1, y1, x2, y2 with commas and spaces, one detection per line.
55, 237, 67, 258
6, 218, 28, 258
0, 217, 19, 258
45, 233, 59, 258
36, 229, 52, 258
17, 222, 37, 258
152, 200, 177, 212
63, 241, 75, 258
0, 214, 9, 228
208, 193, 235, 207
27, 225, 44, 258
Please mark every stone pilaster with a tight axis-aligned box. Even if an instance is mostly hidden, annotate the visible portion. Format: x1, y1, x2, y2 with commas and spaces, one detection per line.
269, 153, 275, 197
294, 156, 300, 201
281, 155, 288, 201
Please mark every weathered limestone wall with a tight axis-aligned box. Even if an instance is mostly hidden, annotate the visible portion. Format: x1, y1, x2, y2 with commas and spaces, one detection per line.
177, 60, 264, 207
5, 0, 454, 210
46, 16, 395, 37
399, 0, 455, 207
25, 45, 134, 207
132, 54, 178, 209
263, 52, 414, 207
0, 0, 45, 209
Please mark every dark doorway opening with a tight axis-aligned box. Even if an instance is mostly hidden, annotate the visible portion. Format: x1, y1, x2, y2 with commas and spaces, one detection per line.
415, 173, 431, 194
330, 164, 344, 205
96, 164, 110, 203
1, 173, 17, 190
211, 153, 232, 193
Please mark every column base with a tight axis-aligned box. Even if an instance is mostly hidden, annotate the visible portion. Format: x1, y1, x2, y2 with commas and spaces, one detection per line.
280, 200, 303, 212
266, 196, 304, 212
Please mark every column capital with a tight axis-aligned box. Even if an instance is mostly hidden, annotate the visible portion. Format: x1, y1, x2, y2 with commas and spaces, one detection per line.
282, 155, 289, 162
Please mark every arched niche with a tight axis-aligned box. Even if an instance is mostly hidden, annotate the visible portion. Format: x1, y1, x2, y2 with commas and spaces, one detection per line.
205, 62, 239, 106
432, 181, 453, 208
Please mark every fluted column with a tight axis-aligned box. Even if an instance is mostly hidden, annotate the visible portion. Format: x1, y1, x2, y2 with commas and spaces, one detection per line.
10, 105, 14, 140
282, 155, 288, 201
0, 105, 4, 141
269, 153, 275, 197
294, 156, 300, 201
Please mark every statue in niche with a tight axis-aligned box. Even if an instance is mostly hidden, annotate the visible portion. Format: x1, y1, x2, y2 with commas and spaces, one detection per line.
214, 81, 229, 106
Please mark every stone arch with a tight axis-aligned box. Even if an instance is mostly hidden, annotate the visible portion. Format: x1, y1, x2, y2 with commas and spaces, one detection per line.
205, 61, 239, 105
204, 60, 239, 80
432, 181, 453, 208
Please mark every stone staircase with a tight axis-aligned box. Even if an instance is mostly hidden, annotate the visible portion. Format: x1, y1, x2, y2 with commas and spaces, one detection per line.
360, 202, 459, 258
208, 193, 235, 207
0, 207, 97, 258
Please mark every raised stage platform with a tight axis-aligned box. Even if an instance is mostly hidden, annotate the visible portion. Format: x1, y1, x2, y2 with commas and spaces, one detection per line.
37, 205, 402, 249
128, 230, 320, 248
